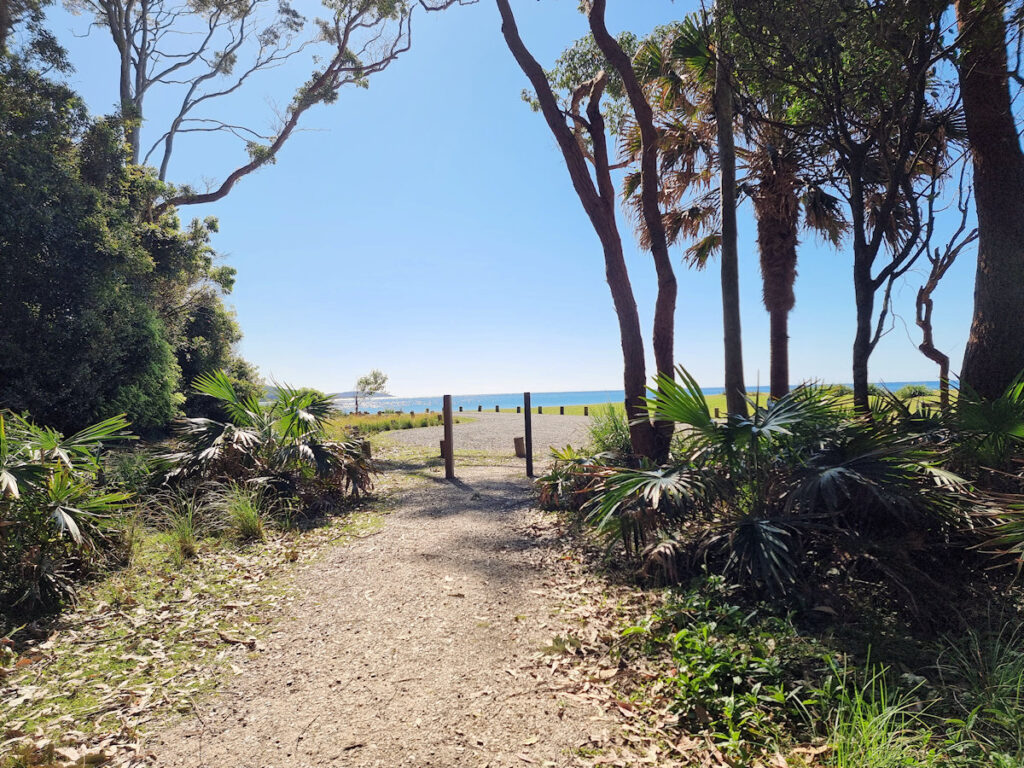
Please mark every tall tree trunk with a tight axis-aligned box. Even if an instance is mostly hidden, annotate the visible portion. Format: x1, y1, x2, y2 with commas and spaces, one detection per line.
852, 246, 874, 412
714, 20, 747, 417
495, 0, 657, 458
751, 151, 799, 401
957, 0, 1024, 398
588, 0, 677, 460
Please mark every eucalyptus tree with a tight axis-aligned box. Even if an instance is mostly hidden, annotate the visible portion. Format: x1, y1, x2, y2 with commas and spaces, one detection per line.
955, 0, 1024, 398
66, 0, 470, 210
495, 0, 674, 459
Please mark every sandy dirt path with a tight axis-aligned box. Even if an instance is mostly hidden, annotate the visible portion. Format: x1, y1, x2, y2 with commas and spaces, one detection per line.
151, 461, 599, 768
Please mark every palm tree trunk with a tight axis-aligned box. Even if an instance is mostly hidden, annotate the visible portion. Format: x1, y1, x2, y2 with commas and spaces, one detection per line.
768, 310, 790, 400
752, 154, 799, 401
714, 19, 747, 417
956, 0, 1024, 398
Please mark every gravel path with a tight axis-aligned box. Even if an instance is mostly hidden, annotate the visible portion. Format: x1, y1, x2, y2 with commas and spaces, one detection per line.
383, 412, 591, 457
151, 464, 597, 768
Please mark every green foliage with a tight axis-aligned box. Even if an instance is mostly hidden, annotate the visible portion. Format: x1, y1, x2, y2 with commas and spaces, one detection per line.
0, 54, 256, 434
167, 370, 375, 505
536, 446, 612, 513
587, 404, 633, 455
0, 411, 134, 614
215, 483, 269, 543
895, 384, 934, 401
618, 577, 822, 758
827, 665, 940, 768
938, 619, 1024, 759
578, 367, 976, 612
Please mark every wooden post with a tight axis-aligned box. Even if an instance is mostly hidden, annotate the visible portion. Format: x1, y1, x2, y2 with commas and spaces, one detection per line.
495, 405, 500, 412
513, 437, 526, 458
538, 406, 543, 415
459, 406, 463, 412
559, 406, 564, 415
584, 406, 589, 417
714, 407, 720, 419
410, 410, 415, 417
516, 406, 521, 414
443, 395, 454, 480
524, 392, 534, 478
439, 439, 446, 458
478, 405, 482, 412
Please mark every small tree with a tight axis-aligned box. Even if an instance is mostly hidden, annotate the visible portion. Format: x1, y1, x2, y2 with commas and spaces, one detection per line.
353, 369, 388, 414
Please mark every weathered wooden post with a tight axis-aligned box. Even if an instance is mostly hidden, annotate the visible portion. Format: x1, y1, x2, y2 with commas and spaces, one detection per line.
524, 392, 534, 478
584, 406, 589, 417
443, 395, 454, 480
559, 406, 564, 415
538, 406, 543, 415
478, 405, 482, 412
516, 406, 521, 414
495, 405, 500, 412
513, 437, 526, 458
714, 407, 720, 419
459, 406, 463, 412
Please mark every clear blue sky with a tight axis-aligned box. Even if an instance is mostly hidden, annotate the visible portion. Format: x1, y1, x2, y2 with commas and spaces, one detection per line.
47, 0, 977, 397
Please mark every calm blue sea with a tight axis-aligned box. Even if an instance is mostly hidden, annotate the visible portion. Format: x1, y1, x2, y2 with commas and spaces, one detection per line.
335, 381, 945, 414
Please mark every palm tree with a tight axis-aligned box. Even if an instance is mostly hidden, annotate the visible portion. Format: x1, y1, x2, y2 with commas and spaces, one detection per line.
627, 17, 845, 401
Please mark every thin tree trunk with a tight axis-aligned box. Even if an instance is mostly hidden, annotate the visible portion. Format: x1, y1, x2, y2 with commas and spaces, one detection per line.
916, 287, 950, 409
714, 20, 747, 417
852, 249, 874, 412
495, 0, 657, 458
956, 0, 1024, 398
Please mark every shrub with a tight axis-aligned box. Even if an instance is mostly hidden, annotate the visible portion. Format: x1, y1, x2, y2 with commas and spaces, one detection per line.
583, 367, 974, 612
587, 404, 632, 454
215, 483, 270, 543
536, 446, 611, 513
166, 370, 375, 503
0, 412, 134, 614
895, 384, 934, 400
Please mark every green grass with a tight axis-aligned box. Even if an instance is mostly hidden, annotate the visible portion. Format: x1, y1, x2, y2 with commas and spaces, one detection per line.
327, 411, 472, 438
496, 387, 944, 418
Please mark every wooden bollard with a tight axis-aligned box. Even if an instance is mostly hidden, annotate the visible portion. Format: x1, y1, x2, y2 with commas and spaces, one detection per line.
714, 407, 720, 418
440, 439, 446, 458
443, 394, 454, 480
478, 405, 482, 412
538, 406, 543, 414
516, 406, 521, 414
494, 405, 499, 412
459, 406, 463, 412
426, 408, 430, 413
410, 410, 415, 417
559, 406, 564, 415
524, 392, 533, 478
514, 436, 526, 458
584, 406, 589, 416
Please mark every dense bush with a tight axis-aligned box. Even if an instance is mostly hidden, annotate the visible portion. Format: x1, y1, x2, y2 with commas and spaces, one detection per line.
539, 367, 1024, 619
166, 370, 375, 508
0, 56, 257, 434
0, 412, 134, 614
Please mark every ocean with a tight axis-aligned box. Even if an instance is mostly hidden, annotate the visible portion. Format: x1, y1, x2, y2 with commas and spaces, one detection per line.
335, 381, 945, 414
